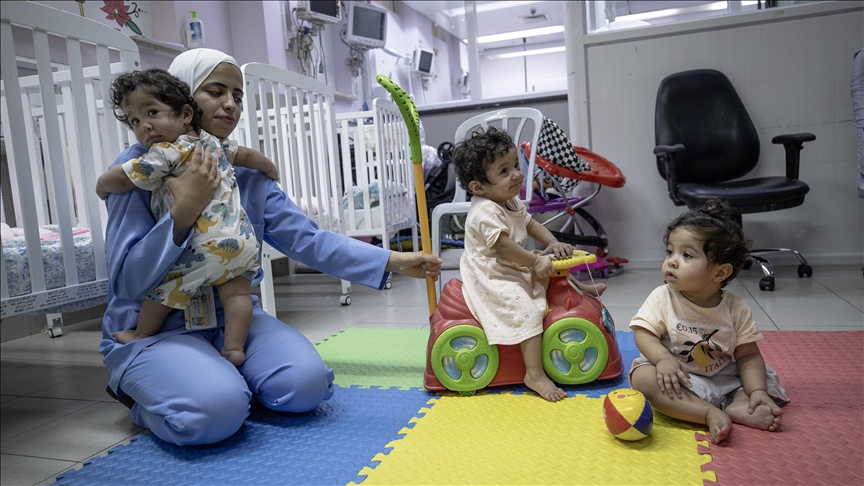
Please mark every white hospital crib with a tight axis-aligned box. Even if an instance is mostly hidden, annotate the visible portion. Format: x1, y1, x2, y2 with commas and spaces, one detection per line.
1, 1, 139, 334
336, 99, 417, 251
236, 62, 352, 314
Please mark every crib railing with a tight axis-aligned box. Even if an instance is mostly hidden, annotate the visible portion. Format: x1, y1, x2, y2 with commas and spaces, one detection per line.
1, 1, 139, 319
336, 98, 417, 247
237, 65, 343, 233
237, 62, 351, 314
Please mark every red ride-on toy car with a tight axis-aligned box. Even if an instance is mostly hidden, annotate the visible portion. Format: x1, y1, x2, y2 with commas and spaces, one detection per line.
424, 251, 624, 395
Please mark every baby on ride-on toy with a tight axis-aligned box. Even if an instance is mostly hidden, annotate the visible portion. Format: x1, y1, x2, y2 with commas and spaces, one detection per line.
450, 127, 607, 401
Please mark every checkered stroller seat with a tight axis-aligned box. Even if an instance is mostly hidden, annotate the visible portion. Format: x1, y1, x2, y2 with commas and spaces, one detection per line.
534, 117, 591, 193
521, 117, 626, 266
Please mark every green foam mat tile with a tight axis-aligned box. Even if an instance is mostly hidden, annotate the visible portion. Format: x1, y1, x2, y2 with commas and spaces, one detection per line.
316, 328, 429, 390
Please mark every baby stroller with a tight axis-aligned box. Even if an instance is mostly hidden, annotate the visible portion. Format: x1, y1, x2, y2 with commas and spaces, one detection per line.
522, 118, 627, 278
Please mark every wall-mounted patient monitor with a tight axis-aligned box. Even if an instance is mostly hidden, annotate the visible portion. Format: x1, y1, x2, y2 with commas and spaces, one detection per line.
296, 1, 341, 24
411, 47, 434, 75
345, 1, 388, 48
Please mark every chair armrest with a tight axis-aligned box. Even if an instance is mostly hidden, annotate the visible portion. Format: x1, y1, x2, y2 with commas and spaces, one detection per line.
653, 144, 686, 205
772, 133, 816, 180
653, 144, 685, 156
772, 133, 816, 145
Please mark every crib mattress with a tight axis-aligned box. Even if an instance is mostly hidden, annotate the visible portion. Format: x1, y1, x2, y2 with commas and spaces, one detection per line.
343, 181, 412, 236
350, 207, 384, 232
2, 225, 106, 315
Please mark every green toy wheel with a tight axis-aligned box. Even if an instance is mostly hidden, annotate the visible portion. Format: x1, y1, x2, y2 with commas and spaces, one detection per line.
542, 317, 609, 384
431, 325, 499, 392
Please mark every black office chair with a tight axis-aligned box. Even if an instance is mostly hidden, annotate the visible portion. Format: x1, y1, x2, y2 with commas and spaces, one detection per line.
653, 69, 815, 291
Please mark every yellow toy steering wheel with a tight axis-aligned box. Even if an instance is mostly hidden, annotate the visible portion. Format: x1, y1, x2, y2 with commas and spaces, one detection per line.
547, 250, 597, 277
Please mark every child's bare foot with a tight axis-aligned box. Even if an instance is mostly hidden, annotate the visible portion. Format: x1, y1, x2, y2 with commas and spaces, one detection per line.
706, 408, 732, 444
581, 282, 607, 296
524, 370, 567, 402
221, 348, 246, 367
725, 401, 783, 431
111, 329, 152, 344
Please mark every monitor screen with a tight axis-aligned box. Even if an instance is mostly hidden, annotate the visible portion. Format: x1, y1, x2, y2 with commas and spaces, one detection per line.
309, 1, 339, 18
297, 0, 340, 24
416, 49, 433, 74
346, 3, 387, 48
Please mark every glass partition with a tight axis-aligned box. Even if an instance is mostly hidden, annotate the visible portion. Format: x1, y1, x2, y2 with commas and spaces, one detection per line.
585, 1, 817, 33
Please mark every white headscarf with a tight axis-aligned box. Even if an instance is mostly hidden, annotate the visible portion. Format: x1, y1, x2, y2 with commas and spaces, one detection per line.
168, 48, 239, 94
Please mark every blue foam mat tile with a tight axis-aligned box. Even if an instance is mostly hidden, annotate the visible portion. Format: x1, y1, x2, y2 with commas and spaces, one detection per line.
482, 331, 639, 399
52, 386, 434, 486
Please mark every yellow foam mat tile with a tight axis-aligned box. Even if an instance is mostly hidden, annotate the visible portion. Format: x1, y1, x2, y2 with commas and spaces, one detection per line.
354, 392, 714, 485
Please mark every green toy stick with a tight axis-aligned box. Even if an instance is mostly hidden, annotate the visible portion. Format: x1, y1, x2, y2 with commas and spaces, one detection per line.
376, 75, 436, 315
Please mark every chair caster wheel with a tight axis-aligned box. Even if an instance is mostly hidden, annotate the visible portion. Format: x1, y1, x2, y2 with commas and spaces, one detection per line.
759, 277, 775, 291
340, 295, 352, 305
797, 264, 812, 278
742, 259, 753, 270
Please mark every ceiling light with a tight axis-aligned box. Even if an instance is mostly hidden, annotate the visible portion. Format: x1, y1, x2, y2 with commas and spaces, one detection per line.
496, 46, 566, 59
476, 25, 565, 44
616, 1, 727, 22
444, 1, 541, 17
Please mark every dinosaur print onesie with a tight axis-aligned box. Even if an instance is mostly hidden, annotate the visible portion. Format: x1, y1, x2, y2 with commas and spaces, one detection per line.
122, 131, 260, 309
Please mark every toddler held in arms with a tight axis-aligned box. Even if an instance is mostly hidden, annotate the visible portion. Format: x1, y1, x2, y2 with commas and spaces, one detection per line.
97, 69, 278, 366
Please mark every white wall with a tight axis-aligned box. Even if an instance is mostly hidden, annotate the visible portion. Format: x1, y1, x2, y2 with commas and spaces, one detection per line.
156, 2, 460, 112
581, 9, 863, 266
172, 0, 235, 56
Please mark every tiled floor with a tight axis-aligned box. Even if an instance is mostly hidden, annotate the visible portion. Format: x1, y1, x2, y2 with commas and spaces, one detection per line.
1, 257, 861, 486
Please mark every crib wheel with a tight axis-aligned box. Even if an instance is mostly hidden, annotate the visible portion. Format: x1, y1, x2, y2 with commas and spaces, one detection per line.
384, 281, 393, 290
340, 295, 352, 305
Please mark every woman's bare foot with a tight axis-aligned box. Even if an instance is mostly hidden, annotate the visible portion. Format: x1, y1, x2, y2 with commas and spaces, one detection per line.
725, 401, 783, 431
221, 348, 246, 367
524, 370, 567, 402
111, 329, 152, 344
706, 408, 733, 444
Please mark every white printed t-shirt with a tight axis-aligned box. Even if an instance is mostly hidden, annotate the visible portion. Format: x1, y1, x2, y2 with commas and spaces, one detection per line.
629, 285, 763, 376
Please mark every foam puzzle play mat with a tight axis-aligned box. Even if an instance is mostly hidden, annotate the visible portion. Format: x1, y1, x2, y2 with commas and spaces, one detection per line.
53, 329, 863, 485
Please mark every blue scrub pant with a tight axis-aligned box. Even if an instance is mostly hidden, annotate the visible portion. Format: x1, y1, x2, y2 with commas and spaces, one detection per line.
119, 308, 334, 445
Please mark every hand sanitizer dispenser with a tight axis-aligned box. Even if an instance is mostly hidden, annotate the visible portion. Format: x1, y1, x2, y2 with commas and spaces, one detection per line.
184, 11, 205, 49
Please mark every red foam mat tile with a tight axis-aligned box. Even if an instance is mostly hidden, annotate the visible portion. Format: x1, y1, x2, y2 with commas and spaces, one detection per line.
703, 331, 864, 486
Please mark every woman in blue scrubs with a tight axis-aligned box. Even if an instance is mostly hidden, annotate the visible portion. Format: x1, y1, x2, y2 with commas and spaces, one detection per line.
100, 49, 441, 446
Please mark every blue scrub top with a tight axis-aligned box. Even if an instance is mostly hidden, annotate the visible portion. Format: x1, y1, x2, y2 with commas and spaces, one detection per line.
100, 143, 391, 391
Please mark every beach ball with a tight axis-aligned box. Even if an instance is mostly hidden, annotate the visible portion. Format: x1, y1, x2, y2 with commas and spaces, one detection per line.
603, 388, 653, 441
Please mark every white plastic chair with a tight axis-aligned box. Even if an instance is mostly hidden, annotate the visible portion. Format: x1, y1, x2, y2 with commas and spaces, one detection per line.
237, 62, 350, 314
430, 107, 544, 296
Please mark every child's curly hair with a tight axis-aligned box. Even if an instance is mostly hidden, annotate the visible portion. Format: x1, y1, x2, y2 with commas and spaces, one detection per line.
109, 68, 201, 131
664, 198, 752, 287
452, 126, 514, 190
